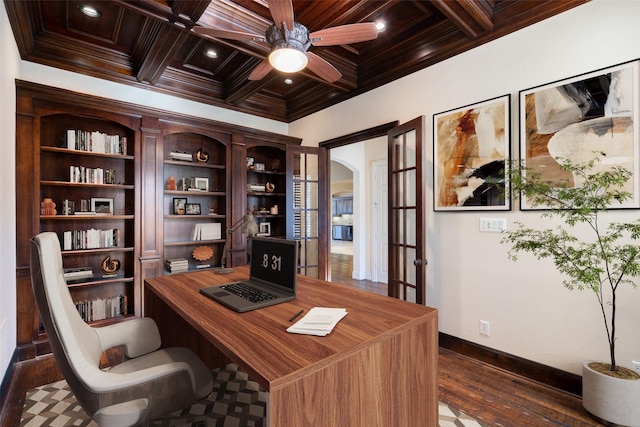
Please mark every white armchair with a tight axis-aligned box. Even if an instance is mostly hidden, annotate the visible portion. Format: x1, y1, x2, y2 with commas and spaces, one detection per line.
30, 232, 213, 426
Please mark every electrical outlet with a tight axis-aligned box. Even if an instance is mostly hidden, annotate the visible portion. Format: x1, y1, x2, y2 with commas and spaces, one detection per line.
480, 320, 490, 337
633, 360, 640, 374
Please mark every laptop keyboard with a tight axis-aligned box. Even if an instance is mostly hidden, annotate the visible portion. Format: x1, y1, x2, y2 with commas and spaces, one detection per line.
222, 282, 278, 303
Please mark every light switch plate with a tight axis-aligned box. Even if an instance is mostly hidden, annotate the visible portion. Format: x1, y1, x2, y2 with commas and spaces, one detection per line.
480, 218, 506, 232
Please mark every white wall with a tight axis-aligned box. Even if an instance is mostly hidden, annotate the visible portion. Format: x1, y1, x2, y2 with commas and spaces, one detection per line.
290, 0, 640, 375
0, 0, 19, 383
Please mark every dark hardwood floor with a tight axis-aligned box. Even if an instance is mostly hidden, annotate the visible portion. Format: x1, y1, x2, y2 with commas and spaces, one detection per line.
1, 255, 601, 426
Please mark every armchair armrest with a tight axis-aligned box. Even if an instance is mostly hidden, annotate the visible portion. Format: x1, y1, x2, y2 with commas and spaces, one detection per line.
94, 318, 161, 358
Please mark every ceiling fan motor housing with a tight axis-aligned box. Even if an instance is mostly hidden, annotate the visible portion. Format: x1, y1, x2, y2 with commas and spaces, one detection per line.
267, 21, 311, 53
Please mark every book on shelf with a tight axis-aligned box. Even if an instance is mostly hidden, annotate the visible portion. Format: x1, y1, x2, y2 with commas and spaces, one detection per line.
192, 223, 221, 241
169, 151, 193, 162
75, 294, 128, 322
165, 258, 189, 273
69, 166, 116, 184
66, 130, 127, 155
63, 266, 93, 281
62, 228, 121, 250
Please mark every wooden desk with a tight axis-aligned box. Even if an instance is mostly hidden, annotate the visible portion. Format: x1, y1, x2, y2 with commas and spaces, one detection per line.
144, 267, 438, 426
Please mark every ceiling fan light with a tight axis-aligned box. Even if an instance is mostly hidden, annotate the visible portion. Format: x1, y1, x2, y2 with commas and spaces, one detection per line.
269, 44, 308, 73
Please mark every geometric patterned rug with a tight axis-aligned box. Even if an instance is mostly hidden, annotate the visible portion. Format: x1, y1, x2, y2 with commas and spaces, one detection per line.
20, 363, 486, 427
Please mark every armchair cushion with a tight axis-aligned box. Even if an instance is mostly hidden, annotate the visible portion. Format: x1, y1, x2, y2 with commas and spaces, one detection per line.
93, 318, 161, 358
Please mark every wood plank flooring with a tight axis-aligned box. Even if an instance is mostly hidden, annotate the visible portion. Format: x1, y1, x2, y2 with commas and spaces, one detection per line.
1, 254, 602, 426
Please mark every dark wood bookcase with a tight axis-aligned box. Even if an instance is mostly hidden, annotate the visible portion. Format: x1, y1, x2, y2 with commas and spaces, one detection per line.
15, 81, 309, 359
161, 123, 230, 272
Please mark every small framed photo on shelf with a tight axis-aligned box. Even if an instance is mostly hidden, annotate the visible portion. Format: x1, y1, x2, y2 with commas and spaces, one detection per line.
247, 156, 255, 169
90, 197, 113, 215
257, 222, 271, 236
194, 177, 209, 192
185, 203, 201, 215
173, 197, 187, 215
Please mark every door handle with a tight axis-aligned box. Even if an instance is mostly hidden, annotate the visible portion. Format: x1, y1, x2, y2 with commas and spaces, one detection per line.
413, 259, 428, 267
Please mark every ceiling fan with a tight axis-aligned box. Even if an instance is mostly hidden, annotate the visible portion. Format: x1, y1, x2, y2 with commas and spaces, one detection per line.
193, 0, 379, 83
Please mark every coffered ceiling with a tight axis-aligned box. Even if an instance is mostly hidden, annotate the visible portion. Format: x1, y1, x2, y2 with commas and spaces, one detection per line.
5, 0, 587, 123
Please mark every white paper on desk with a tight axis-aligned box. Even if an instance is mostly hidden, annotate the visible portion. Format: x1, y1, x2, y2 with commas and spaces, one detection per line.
286, 307, 348, 336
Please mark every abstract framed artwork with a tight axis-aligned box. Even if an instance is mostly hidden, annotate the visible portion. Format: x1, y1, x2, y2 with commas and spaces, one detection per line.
519, 59, 640, 210
433, 94, 511, 211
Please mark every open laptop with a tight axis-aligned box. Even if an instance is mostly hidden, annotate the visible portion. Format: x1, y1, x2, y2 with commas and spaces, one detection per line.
199, 237, 298, 312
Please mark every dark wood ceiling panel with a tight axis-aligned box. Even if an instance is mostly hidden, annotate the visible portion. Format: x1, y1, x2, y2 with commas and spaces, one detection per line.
4, 0, 589, 123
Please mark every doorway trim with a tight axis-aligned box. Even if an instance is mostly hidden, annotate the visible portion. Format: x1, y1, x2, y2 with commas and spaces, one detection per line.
320, 121, 398, 282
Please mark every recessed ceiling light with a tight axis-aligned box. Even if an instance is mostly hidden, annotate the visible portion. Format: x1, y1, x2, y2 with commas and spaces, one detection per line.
205, 49, 218, 59
284, 78, 293, 85
375, 21, 386, 32
77, 4, 101, 18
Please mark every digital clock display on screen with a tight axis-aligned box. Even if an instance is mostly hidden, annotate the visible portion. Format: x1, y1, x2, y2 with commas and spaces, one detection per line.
249, 237, 298, 291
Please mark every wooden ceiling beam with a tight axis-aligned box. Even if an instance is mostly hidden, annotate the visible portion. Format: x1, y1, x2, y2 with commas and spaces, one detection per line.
430, 0, 494, 38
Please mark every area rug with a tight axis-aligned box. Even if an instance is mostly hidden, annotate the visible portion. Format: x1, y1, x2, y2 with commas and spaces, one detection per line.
21, 363, 485, 427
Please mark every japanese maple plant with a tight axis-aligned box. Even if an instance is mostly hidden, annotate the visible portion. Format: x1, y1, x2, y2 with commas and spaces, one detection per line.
502, 153, 640, 378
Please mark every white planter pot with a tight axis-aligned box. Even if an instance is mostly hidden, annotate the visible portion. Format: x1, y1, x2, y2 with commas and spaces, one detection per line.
582, 361, 640, 427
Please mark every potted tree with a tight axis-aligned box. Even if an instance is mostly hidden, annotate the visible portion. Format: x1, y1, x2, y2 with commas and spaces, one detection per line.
502, 153, 640, 426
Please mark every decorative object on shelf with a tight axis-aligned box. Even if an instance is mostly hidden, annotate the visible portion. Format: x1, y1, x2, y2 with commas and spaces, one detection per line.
40, 198, 57, 216
192, 245, 213, 269
173, 198, 187, 215
208, 200, 218, 215
215, 211, 259, 274
252, 205, 259, 216
257, 222, 271, 236
270, 158, 280, 172
195, 148, 210, 163
169, 150, 193, 162
194, 177, 209, 192
270, 205, 278, 215
90, 198, 114, 215
265, 181, 275, 192
185, 203, 201, 215
258, 207, 269, 215
254, 162, 265, 172
166, 176, 177, 191
100, 256, 121, 277
79, 199, 89, 213
247, 156, 255, 169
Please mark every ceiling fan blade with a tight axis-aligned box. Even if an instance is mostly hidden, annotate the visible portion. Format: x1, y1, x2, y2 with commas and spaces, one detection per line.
248, 58, 273, 80
193, 27, 265, 42
310, 22, 378, 46
268, 0, 295, 30
307, 52, 342, 83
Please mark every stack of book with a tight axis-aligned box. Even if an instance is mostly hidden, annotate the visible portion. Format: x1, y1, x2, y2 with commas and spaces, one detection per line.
165, 258, 189, 273
63, 267, 93, 282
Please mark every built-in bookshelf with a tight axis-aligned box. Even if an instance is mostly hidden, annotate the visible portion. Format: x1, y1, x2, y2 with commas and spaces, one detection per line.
15, 81, 306, 359
162, 131, 227, 272
246, 145, 287, 238
37, 113, 138, 328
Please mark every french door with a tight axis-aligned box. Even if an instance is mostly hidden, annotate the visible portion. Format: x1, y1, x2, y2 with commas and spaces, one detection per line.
387, 116, 426, 304
286, 145, 328, 280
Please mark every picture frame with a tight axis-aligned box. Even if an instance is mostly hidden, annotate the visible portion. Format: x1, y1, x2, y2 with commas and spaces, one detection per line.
185, 203, 201, 215
194, 177, 209, 192
246, 156, 255, 169
433, 94, 511, 211
173, 197, 187, 215
90, 197, 114, 215
257, 222, 271, 236
519, 59, 640, 210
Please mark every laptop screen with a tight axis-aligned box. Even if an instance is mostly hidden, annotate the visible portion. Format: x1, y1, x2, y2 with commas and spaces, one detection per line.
249, 237, 298, 291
